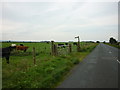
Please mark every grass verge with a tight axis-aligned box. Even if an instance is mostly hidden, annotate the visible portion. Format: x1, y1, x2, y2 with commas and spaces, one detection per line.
105, 43, 120, 49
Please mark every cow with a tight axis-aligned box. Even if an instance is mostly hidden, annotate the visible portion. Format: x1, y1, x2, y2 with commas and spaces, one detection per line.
73, 42, 77, 46
16, 46, 29, 52
0, 46, 16, 64
20, 44, 24, 46
57, 44, 64, 48
65, 43, 68, 45
57, 44, 68, 48
11, 44, 16, 47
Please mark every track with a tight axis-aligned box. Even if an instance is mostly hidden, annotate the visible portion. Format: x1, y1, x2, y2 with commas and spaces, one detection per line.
57, 43, 119, 88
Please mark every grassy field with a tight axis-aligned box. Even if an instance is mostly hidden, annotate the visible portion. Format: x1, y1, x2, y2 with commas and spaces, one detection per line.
2, 42, 98, 88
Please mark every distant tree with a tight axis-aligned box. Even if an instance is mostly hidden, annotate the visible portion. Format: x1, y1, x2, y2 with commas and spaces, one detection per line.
96, 41, 100, 43
103, 41, 106, 43
109, 37, 117, 44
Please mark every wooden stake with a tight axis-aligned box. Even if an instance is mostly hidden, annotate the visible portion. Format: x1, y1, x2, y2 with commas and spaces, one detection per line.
54, 44, 58, 56
51, 41, 54, 56
33, 47, 36, 65
75, 36, 80, 52
69, 44, 72, 53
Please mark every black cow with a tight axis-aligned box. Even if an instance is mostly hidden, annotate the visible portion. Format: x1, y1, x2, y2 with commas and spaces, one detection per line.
57, 44, 68, 48
73, 42, 77, 45
20, 44, 24, 46
65, 43, 68, 45
0, 46, 16, 64
57, 44, 64, 48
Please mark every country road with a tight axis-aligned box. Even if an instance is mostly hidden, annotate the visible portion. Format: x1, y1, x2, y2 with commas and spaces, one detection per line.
57, 43, 119, 88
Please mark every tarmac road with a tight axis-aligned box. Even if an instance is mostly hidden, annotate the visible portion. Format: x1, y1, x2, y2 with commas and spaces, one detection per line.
57, 43, 119, 88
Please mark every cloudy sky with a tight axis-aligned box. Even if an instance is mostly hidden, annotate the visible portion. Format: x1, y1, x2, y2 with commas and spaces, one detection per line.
0, 0, 119, 42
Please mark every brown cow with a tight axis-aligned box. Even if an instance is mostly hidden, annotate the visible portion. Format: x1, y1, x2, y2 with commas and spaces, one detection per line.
16, 46, 29, 52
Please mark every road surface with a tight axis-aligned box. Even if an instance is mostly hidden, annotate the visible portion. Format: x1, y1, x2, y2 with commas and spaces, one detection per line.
57, 43, 119, 88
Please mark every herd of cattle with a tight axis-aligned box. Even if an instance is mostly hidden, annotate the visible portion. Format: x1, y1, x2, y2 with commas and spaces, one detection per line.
1, 42, 78, 64
0, 44, 29, 64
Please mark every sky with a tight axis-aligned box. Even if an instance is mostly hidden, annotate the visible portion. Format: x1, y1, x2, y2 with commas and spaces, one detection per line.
0, 0, 119, 42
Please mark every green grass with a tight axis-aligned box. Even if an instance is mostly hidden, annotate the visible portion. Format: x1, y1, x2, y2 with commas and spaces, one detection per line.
2, 42, 98, 88
105, 43, 120, 49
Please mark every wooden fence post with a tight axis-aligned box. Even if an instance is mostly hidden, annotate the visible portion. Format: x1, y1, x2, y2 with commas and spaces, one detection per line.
54, 44, 58, 56
75, 36, 81, 52
33, 47, 36, 65
51, 41, 54, 56
77, 41, 80, 52
69, 44, 72, 53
